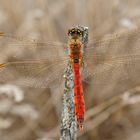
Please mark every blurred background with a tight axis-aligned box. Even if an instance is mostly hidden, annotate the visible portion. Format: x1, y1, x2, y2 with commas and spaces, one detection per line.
0, 0, 140, 140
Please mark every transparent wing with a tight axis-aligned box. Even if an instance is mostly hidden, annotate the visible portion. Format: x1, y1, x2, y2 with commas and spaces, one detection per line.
84, 54, 140, 81
0, 32, 68, 88
87, 28, 140, 51
0, 28, 139, 62
0, 28, 139, 61
0, 28, 140, 88
83, 28, 140, 85
0, 60, 67, 88
0, 32, 68, 61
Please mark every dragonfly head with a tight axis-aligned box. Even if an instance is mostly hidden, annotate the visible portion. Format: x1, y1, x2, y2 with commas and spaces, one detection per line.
68, 27, 84, 44
68, 26, 88, 46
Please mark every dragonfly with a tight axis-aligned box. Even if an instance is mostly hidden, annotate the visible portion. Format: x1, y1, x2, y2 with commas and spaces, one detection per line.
0, 26, 140, 129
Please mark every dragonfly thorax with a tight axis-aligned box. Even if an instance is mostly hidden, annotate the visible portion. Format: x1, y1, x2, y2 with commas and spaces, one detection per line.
69, 43, 84, 64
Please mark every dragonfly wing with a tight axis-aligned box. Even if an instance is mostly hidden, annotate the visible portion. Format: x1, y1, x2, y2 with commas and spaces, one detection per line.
83, 54, 140, 85
0, 32, 68, 61
83, 28, 140, 85
0, 60, 67, 88
87, 28, 140, 51
0, 33, 68, 88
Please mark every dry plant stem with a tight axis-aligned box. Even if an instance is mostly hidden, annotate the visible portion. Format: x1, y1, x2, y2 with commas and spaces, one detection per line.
60, 63, 77, 140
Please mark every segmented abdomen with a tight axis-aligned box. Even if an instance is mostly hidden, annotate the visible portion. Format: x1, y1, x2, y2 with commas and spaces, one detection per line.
73, 63, 85, 129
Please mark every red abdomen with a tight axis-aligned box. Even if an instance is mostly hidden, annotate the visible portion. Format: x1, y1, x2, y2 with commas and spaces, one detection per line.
73, 63, 85, 129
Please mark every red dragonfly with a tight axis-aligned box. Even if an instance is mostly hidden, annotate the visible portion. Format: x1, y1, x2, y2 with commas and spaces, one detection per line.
0, 26, 140, 129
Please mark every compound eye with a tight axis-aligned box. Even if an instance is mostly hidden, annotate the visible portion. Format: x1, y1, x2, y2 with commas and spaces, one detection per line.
79, 32, 82, 36
78, 29, 83, 36
71, 29, 76, 36
72, 31, 75, 35
80, 31, 83, 36
77, 30, 80, 35
68, 30, 72, 36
